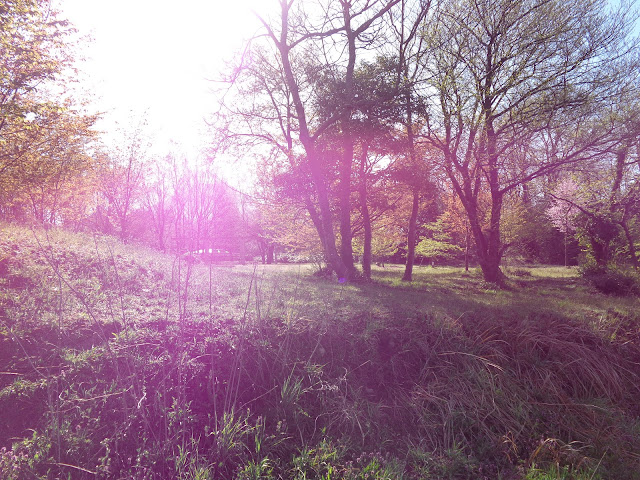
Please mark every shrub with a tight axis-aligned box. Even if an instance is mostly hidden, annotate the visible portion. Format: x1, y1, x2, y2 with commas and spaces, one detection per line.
580, 263, 640, 296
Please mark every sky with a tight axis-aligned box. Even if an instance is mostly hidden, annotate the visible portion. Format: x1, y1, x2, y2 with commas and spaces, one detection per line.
56, 0, 270, 159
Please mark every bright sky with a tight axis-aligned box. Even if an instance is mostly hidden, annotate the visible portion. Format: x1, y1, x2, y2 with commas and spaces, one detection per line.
56, 0, 270, 158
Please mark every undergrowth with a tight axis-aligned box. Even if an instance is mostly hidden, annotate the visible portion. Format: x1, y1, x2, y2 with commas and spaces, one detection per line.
1, 223, 640, 479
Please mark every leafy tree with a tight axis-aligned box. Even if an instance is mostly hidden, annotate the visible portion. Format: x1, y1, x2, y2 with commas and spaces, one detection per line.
320, 57, 407, 279
219, 0, 402, 281
546, 178, 582, 266
391, 143, 439, 279
420, 0, 639, 284
549, 146, 640, 269
415, 217, 463, 264
0, 97, 97, 225
1, 0, 75, 179
385, 0, 434, 281
0, 0, 94, 227
437, 190, 476, 270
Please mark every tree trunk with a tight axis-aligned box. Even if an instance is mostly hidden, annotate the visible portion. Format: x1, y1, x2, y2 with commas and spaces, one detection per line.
337, 3, 358, 280
402, 188, 419, 281
461, 188, 506, 285
479, 191, 506, 284
464, 224, 470, 272
359, 144, 372, 280
309, 150, 347, 278
339, 133, 357, 278
275, 11, 348, 280
402, 79, 419, 282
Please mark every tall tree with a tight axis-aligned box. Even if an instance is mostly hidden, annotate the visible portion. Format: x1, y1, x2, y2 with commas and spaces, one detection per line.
385, 0, 434, 281
421, 0, 640, 284
1, 0, 75, 179
548, 145, 640, 270
219, 0, 401, 281
144, 155, 173, 251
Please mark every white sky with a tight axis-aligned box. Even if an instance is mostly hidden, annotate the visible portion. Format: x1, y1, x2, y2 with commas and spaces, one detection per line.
56, 0, 270, 160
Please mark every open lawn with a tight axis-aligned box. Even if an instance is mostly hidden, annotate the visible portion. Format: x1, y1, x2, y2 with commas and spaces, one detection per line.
1, 224, 640, 479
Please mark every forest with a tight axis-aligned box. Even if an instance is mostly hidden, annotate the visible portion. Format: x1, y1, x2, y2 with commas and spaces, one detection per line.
1, 0, 640, 479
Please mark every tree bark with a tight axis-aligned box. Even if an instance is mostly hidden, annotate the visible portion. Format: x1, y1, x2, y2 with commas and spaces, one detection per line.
337, 1, 359, 280
402, 188, 419, 281
359, 144, 372, 280
273, 6, 348, 279
339, 134, 357, 277
402, 78, 419, 282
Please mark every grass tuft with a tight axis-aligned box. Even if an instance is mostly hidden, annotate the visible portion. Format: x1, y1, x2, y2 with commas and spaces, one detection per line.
1, 223, 639, 478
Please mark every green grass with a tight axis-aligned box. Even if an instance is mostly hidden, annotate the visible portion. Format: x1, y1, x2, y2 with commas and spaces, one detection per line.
1, 223, 640, 479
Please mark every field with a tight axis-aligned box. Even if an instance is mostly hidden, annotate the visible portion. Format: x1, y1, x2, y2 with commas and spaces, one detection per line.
1, 223, 640, 479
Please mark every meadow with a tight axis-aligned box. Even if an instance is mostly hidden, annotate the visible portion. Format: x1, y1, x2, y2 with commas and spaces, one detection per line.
1, 223, 639, 479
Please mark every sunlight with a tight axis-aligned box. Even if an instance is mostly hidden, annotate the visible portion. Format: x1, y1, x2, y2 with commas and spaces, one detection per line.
58, 0, 270, 153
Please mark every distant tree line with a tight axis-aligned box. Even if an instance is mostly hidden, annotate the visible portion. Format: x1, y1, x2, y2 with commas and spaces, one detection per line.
0, 1, 245, 257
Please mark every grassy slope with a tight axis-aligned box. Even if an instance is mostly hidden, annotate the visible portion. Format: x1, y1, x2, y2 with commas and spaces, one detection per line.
1, 223, 639, 479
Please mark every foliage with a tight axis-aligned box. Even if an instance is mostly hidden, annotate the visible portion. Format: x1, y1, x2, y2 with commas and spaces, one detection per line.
548, 149, 640, 270
0, 0, 80, 211
2, 223, 640, 479
415, 217, 463, 262
419, 0, 638, 283
546, 179, 581, 235
0, 99, 98, 225
580, 262, 640, 297
0, 0, 74, 131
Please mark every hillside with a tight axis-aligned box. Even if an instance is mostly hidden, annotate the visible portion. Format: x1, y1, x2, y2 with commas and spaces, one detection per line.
1, 223, 640, 479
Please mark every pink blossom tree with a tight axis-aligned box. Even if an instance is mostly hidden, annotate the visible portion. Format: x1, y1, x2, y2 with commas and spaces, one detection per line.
546, 179, 581, 267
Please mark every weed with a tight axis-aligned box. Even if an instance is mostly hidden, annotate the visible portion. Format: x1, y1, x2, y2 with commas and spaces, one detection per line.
1, 223, 640, 479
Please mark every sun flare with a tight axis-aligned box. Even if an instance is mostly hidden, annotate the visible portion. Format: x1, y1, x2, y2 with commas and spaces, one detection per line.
58, 0, 269, 152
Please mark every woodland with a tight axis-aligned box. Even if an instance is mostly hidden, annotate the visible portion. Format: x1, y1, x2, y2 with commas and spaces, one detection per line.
1, 0, 640, 285
1, 0, 640, 479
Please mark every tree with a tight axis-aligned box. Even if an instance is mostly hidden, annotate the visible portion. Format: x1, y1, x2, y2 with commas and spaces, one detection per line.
546, 178, 581, 266
384, 0, 434, 281
0, 0, 92, 225
1, 0, 75, 179
0, 97, 98, 225
392, 143, 438, 279
318, 57, 407, 279
436, 189, 476, 270
162, 155, 242, 256
98, 124, 149, 242
415, 217, 463, 264
548, 144, 640, 270
421, 0, 639, 284
144, 155, 173, 251
352, 141, 406, 278
220, 0, 402, 281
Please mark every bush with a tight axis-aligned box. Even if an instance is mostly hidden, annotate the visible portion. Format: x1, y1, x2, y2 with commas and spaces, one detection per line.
580, 263, 640, 296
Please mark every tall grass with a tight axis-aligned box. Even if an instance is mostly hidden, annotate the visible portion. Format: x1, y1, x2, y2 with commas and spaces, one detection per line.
1, 223, 639, 479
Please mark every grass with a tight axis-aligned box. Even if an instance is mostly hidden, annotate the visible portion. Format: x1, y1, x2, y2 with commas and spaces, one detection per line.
1, 222, 640, 479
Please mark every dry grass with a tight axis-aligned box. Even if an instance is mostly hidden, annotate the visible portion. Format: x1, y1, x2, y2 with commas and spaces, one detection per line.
1, 223, 640, 479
